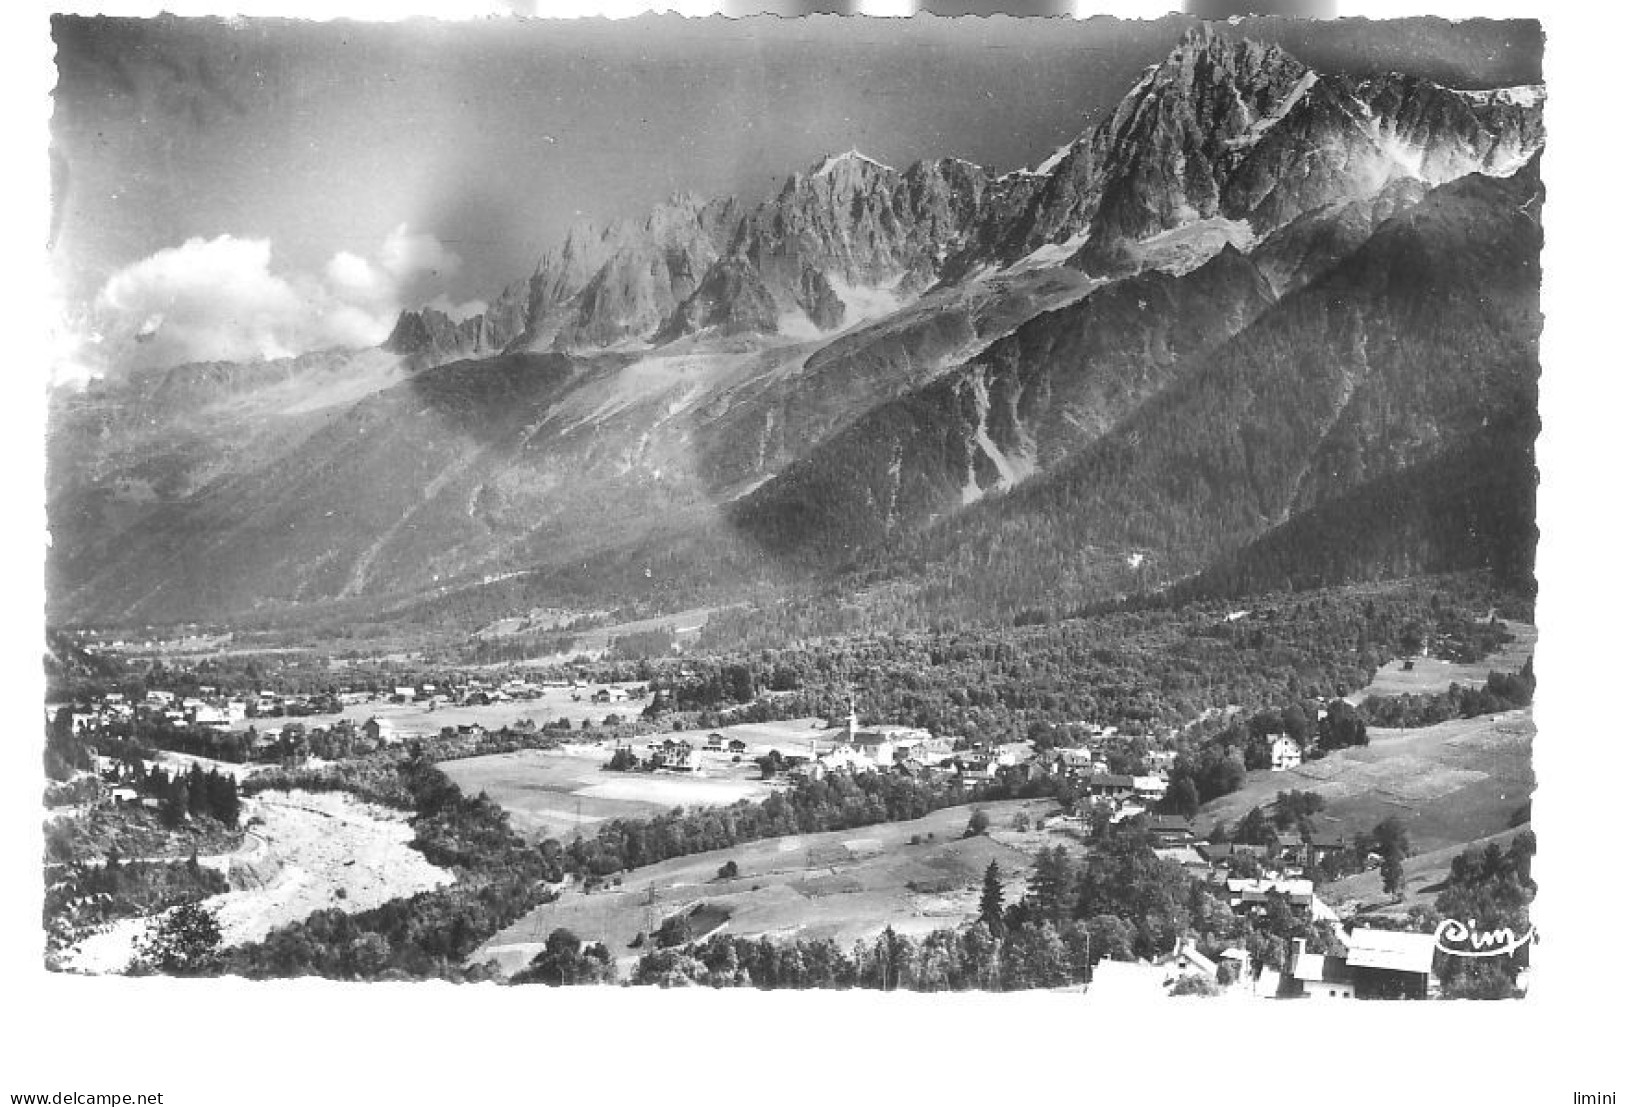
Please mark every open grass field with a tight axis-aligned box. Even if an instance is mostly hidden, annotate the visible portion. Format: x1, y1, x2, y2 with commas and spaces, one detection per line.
437, 744, 776, 841
1196, 707, 1534, 857
236, 680, 649, 739
1320, 826, 1532, 917
474, 797, 1067, 976
1348, 620, 1536, 704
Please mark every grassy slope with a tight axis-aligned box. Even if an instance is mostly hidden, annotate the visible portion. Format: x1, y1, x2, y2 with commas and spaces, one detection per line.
475, 797, 1063, 976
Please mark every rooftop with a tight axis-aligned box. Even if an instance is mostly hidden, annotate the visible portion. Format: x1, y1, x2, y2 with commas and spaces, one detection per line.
1344, 927, 1437, 975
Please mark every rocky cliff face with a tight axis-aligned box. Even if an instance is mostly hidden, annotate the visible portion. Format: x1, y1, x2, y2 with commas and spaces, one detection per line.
387, 28, 1542, 366
942, 24, 1544, 279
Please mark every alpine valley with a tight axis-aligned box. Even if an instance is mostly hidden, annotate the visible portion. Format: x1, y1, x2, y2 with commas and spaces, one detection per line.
48, 26, 1543, 644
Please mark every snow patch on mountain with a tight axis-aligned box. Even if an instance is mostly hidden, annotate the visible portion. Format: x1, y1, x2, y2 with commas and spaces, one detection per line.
1453, 84, 1544, 109
811, 149, 895, 178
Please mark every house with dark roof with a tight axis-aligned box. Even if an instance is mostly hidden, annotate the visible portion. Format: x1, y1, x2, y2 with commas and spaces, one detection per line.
1085, 773, 1135, 799
1225, 877, 1314, 914
1145, 815, 1197, 846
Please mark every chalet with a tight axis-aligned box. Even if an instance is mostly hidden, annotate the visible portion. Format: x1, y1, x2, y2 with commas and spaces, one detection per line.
1155, 937, 1218, 984
1270, 735, 1303, 772
1085, 773, 1135, 800
392, 686, 416, 703
109, 786, 140, 805
1341, 927, 1438, 999
1144, 815, 1196, 846
1225, 877, 1314, 914
1303, 831, 1353, 869
1132, 775, 1168, 802
704, 732, 725, 751
653, 741, 697, 772
592, 687, 629, 704
1197, 842, 1272, 866
727, 738, 749, 755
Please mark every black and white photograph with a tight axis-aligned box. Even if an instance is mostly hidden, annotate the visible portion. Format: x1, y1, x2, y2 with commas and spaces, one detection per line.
10, 0, 1620, 1100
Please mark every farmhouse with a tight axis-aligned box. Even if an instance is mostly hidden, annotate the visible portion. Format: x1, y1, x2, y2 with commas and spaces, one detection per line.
1132, 775, 1168, 802
1270, 735, 1303, 771
1144, 815, 1196, 847
1302, 831, 1353, 869
1224, 877, 1314, 914
1341, 927, 1438, 999
1155, 937, 1218, 984
1085, 773, 1136, 800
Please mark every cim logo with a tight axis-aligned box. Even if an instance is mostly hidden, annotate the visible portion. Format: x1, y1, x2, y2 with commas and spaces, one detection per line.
1433, 917, 1537, 959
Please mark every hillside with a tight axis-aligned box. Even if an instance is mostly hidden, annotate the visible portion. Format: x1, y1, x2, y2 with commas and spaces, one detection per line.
45, 29, 1544, 635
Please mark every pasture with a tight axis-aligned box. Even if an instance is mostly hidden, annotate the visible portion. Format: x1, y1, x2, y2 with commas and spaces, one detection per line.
474, 797, 1063, 976
437, 745, 775, 841
1348, 620, 1536, 704
1321, 826, 1533, 917
1196, 707, 1534, 857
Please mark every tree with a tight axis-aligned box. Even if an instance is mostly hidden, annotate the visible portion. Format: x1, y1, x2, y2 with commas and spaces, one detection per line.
979, 861, 1006, 936
1169, 973, 1220, 997
1025, 846, 1076, 927
655, 912, 694, 949
717, 860, 739, 880
132, 903, 221, 976
1371, 816, 1411, 860
1381, 854, 1406, 897
160, 776, 189, 829
965, 808, 992, 838
1164, 777, 1200, 819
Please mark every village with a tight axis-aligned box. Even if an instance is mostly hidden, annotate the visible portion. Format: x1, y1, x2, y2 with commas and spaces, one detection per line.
45, 617, 1534, 1001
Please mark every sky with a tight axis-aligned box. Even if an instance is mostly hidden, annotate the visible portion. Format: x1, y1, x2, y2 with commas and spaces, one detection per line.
49, 13, 1542, 375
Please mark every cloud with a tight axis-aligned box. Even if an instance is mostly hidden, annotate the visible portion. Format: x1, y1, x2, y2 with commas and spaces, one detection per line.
424, 294, 488, 322
81, 226, 470, 373
379, 224, 462, 282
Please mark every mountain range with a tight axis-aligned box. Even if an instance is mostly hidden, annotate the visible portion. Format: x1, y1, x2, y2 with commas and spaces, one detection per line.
47, 26, 1544, 635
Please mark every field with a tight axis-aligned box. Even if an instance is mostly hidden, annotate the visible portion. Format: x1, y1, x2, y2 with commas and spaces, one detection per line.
238, 680, 650, 739
1321, 826, 1532, 917
1347, 619, 1536, 703
437, 743, 776, 840
474, 797, 1068, 976
470, 604, 733, 660
1196, 707, 1534, 857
